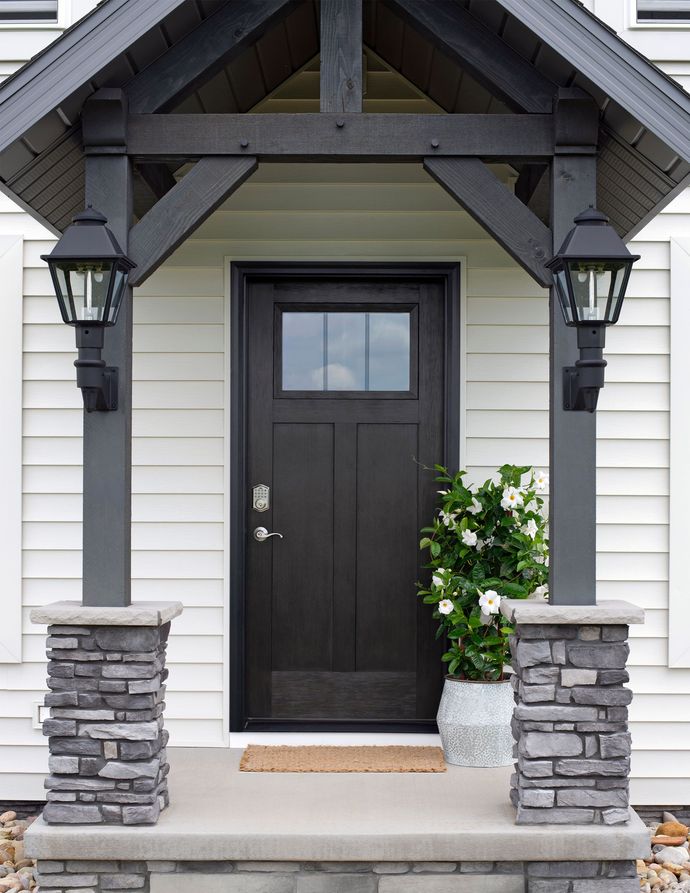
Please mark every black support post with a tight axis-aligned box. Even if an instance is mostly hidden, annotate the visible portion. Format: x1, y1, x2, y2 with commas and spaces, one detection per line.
82, 90, 133, 607
549, 90, 599, 605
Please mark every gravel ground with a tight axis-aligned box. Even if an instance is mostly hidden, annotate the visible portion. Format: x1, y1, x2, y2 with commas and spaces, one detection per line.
638, 815, 690, 891
0, 811, 37, 892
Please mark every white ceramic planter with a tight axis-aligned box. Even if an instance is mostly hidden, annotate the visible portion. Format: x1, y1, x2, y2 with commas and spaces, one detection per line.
436, 676, 514, 767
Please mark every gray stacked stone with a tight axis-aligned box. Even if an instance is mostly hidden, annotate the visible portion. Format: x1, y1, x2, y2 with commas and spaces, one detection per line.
35, 858, 639, 891
510, 622, 633, 825
41, 622, 171, 825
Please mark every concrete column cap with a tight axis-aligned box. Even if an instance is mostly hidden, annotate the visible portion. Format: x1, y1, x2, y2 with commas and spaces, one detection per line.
30, 600, 183, 627
500, 598, 644, 626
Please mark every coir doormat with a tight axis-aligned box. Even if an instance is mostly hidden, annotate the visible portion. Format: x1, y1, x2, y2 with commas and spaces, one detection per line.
239, 744, 446, 773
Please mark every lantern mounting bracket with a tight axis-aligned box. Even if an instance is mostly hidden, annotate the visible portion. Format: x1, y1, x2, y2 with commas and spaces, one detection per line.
74, 325, 119, 412
562, 326, 607, 413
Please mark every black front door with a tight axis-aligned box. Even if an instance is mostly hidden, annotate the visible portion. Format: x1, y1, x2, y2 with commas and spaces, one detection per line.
236, 266, 457, 731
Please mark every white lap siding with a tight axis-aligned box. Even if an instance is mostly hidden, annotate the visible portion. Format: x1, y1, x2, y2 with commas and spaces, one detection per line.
0, 160, 682, 804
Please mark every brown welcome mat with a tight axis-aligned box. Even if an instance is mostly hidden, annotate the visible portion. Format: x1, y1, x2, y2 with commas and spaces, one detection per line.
239, 745, 447, 773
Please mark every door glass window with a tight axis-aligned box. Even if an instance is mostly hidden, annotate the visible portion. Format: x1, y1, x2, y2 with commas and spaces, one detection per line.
282, 311, 411, 391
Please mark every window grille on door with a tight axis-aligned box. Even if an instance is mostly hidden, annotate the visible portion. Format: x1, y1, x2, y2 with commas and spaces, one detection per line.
0, 1, 58, 22
638, 0, 690, 21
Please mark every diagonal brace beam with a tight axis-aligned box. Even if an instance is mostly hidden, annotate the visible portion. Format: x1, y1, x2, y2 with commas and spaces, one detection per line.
424, 157, 552, 287
388, 0, 555, 114
126, 0, 297, 114
129, 156, 257, 286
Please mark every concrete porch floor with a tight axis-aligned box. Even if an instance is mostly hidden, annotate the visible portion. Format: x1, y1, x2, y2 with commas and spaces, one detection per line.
26, 747, 648, 864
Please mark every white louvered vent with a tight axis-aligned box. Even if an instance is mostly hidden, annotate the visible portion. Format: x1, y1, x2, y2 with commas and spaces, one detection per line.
638, 0, 690, 21
0, 0, 57, 22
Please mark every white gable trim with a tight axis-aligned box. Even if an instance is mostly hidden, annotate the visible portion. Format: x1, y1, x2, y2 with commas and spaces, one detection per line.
0, 235, 23, 663
669, 238, 690, 667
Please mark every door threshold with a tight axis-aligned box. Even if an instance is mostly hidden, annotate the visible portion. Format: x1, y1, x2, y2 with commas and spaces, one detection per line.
229, 731, 442, 748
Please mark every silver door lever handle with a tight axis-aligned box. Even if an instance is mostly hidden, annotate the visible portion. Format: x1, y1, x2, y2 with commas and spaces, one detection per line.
253, 526, 284, 542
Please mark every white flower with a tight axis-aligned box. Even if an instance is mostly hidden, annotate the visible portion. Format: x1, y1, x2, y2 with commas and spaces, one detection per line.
437, 489, 449, 495
478, 589, 502, 615
438, 599, 454, 615
461, 529, 478, 547
525, 499, 538, 513
524, 518, 538, 540
501, 486, 524, 511
432, 569, 446, 589
467, 496, 483, 515
535, 470, 549, 491
439, 509, 458, 528
534, 554, 545, 564
476, 538, 484, 551
532, 584, 548, 600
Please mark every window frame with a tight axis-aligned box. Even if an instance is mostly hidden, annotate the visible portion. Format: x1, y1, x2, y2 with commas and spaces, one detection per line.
668, 238, 690, 667
0, 0, 67, 29
274, 302, 419, 400
0, 235, 23, 664
627, 0, 690, 28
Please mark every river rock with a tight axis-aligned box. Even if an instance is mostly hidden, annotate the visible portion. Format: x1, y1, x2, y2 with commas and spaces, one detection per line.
654, 846, 690, 865
657, 821, 689, 838
653, 835, 687, 846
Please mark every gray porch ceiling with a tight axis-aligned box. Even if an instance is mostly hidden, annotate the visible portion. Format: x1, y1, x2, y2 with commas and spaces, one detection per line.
0, 0, 689, 238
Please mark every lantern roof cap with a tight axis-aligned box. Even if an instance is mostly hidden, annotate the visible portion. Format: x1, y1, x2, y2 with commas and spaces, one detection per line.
546, 206, 641, 267
72, 206, 108, 226
573, 206, 610, 226
41, 206, 136, 269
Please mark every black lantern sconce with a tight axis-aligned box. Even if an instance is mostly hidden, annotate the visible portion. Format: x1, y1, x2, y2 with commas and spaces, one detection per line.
546, 207, 640, 413
42, 207, 136, 412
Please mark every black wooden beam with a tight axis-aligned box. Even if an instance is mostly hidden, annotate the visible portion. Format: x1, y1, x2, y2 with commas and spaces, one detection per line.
548, 88, 599, 606
424, 157, 552, 287
129, 156, 257, 286
84, 155, 133, 608
387, 0, 555, 114
82, 89, 132, 607
320, 0, 363, 113
126, 0, 297, 114
125, 113, 554, 160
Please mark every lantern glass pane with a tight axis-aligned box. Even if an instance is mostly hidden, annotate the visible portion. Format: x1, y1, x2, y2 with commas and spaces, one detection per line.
553, 268, 574, 324
108, 267, 128, 323
53, 261, 115, 324
566, 260, 630, 324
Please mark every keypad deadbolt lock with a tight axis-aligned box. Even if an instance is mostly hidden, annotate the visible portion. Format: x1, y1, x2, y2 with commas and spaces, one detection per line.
252, 484, 270, 512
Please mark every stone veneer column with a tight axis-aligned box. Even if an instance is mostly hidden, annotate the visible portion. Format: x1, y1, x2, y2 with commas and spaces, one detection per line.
502, 599, 645, 826
30, 601, 183, 825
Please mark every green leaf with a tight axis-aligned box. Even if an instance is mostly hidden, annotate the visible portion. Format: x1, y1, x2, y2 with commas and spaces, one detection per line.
502, 582, 528, 598
430, 541, 441, 558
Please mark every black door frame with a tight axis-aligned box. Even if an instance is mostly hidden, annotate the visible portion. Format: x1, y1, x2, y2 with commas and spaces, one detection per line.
229, 262, 461, 732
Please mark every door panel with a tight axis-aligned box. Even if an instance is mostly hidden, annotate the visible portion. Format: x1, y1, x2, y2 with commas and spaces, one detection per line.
272, 423, 334, 671
356, 423, 418, 674
241, 271, 452, 730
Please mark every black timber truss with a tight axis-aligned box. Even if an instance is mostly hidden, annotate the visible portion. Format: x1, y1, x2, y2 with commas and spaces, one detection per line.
80, 0, 601, 610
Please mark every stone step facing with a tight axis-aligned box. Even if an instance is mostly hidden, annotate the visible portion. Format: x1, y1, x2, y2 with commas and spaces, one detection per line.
34, 858, 640, 893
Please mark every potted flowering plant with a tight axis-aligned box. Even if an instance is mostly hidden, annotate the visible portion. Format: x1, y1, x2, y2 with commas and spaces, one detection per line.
418, 464, 549, 766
